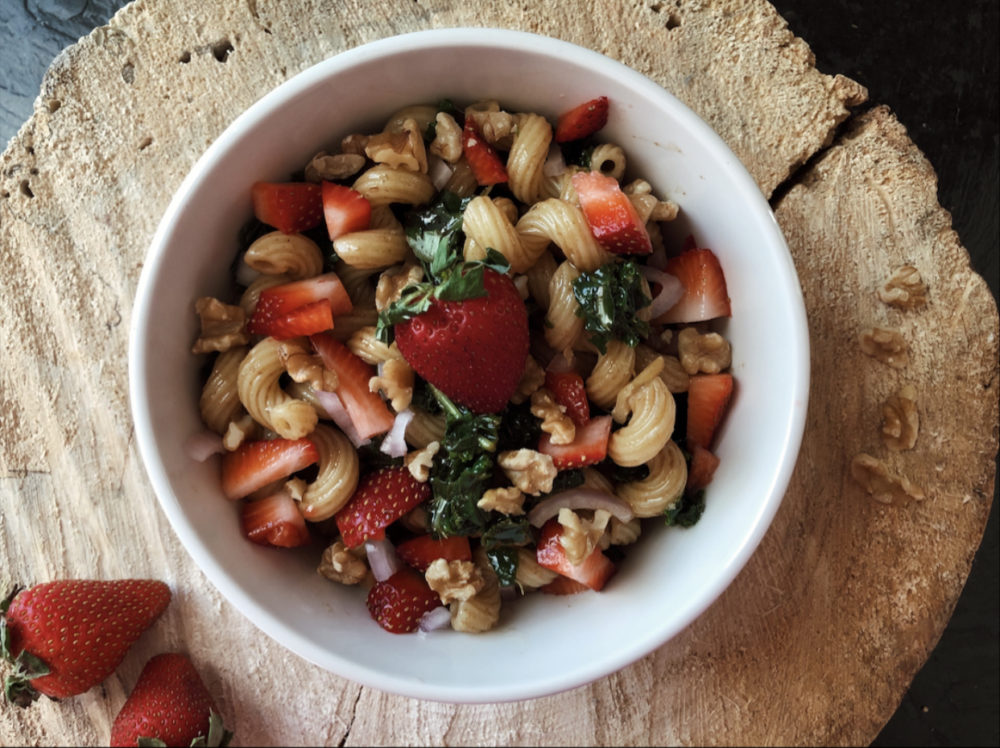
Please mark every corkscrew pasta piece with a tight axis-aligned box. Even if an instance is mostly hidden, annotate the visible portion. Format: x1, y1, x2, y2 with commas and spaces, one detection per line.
243, 231, 324, 279
333, 227, 409, 269
524, 249, 558, 310
449, 549, 501, 633
516, 198, 613, 273
237, 337, 319, 440
544, 260, 585, 355
586, 340, 637, 410
351, 163, 435, 207
607, 361, 676, 467
616, 440, 688, 517
382, 103, 439, 135
513, 547, 558, 590
299, 424, 360, 522
199, 346, 249, 434
589, 142, 627, 181
506, 112, 555, 205
346, 326, 398, 366
462, 195, 534, 271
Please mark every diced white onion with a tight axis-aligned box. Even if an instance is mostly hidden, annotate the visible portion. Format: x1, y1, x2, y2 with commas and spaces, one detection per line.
380, 409, 414, 458
313, 389, 369, 448
640, 265, 685, 319
428, 155, 454, 191
365, 538, 402, 583
417, 606, 452, 632
542, 142, 567, 177
184, 430, 225, 462
527, 487, 635, 528
235, 254, 261, 287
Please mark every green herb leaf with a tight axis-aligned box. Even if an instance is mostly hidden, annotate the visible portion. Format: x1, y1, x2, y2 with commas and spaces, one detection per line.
404, 190, 471, 272
571, 260, 652, 354
485, 546, 520, 588
664, 489, 706, 528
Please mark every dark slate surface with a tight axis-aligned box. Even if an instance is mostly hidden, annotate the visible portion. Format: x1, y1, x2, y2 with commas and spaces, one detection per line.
1, 1, 997, 744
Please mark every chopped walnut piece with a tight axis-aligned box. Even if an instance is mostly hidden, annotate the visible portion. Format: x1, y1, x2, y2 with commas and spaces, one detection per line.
859, 327, 909, 369
404, 441, 440, 483
530, 388, 575, 445
606, 517, 642, 547
510, 355, 546, 404
369, 357, 414, 412
318, 541, 369, 585
557, 508, 612, 566
430, 111, 463, 163
222, 413, 258, 451
850, 453, 925, 506
477, 486, 526, 515
340, 133, 369, 155
304, 150, 367, 182
364, 118, 427, 173
375, 263, 424, 312
677, 327, 732, 375
498, 449, 557, 496
465, 103, 517, 149
881, 384, 919, 452
278, 339, 339, 391
623, 179, 679, 222
878, 265, 928, 309
192, 297, 249, 354
425, 558, 485, 605
285, 477, 308, 502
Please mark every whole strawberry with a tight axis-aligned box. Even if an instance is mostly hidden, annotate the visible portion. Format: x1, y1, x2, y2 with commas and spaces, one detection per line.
110, 653, 232, 748
1, 579, 170, 706
395, 267, 529, 413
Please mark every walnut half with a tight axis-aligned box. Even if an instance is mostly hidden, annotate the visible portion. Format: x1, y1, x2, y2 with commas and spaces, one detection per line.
677, 327, 732, 375
498, 449, 557, 496
878, 265, 928, 310
192, 297, 249, 354
881, 384, 919, 451
850, 453, 925, 506
859, 327, 909, 369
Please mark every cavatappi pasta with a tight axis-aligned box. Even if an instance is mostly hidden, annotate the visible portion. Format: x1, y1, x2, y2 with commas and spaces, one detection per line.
190, 96, 736, 635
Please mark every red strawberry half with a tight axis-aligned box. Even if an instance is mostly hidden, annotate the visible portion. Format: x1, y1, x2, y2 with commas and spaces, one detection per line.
241, 491, 311, 548
220, 438, 319, 501
686, 373, 734, 450
366, 567, 441, 634
394, 268, 529, 414
335, 467, 432, 548
555, 96, 609, 143
572, 171, 652, 255
396, 535, 472, 573
656, 248, 732, 324
248, 273, 353, 340
251, 182, 324, 234
2, 579, 171, 705
544, 370, 590, 428
536, 519, 615, 591
322, 182, 372, 240
110, 653, 232, 748
462, 119, 508, 186
538, 414, 612, 470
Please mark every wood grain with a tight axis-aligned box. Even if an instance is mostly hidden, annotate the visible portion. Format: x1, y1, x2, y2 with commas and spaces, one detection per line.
0, 0, 995, 745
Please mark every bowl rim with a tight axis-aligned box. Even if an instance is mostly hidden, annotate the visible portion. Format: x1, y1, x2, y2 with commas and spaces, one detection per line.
128, 26, 810, 703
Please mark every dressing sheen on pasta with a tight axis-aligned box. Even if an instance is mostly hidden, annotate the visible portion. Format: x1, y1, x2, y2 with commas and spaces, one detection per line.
189, 96, 735, 635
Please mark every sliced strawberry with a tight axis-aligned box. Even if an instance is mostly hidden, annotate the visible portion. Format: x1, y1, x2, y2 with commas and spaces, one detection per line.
309, 332, 395, 439
536, 518, 616, 591
251, 182, 324, 234
686, 440, 721, 490
322, 182, 372, 240
248, 273, 352, 340
656, 248, 731, 324
220, 438, 319, 500
396, 535, 472, 573
334, 467, 432, 548
538, 414, 612, 470
539, 576, 590, 595
366, 567, 441, 634
571, 171, 652, 255
555, 96, 609, 143
241, 491, 310, 548
686, 373, 734, 450
544, 370, 590, 428
462, 119, 508, 186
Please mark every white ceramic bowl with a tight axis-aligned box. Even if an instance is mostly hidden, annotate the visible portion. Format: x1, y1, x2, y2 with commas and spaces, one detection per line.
129, 28, 809, 703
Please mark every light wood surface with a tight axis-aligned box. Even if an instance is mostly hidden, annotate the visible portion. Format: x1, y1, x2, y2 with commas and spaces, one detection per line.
1, 1, 996, 745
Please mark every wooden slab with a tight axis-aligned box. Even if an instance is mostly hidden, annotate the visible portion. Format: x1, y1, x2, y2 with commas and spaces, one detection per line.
0, 0, 995, 745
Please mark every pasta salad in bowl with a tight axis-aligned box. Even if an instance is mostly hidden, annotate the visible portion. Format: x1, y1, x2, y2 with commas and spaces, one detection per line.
130, 29, 808, 702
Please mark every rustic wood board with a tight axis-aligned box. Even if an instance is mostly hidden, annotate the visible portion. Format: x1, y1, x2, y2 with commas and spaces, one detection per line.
0, 0, 995, 745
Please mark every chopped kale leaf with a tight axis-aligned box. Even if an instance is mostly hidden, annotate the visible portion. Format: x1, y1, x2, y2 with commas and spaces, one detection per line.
571, 260, 652, 354
664, 489, 706, 528
497, 401, 542, 453
485, 546, 520, 588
